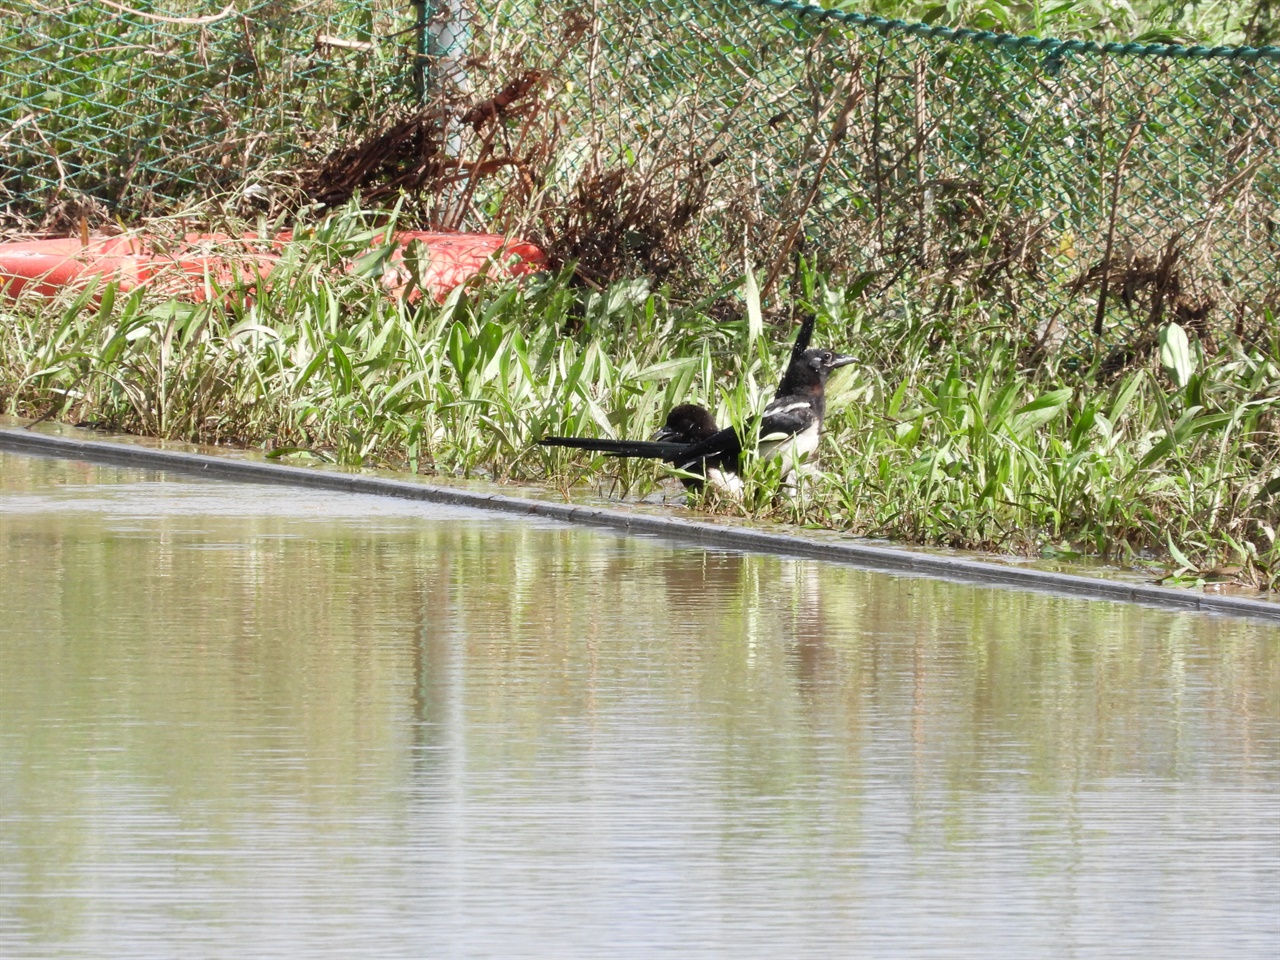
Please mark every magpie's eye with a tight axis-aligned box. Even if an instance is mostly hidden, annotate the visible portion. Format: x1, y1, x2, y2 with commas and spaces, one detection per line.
822, 351, 832, 362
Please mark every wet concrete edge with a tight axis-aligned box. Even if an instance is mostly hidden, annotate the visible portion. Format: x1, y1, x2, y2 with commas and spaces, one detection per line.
2, 427, 1277, 624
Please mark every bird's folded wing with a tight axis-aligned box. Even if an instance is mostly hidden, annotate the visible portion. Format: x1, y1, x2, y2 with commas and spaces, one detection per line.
759, 401, 818, 437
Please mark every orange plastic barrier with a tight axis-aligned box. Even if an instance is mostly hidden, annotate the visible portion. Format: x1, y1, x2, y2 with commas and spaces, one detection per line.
0, 231, 546, 302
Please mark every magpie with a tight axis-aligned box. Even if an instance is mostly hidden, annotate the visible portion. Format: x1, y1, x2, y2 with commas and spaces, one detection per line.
540, 314, 855, 493
752, 343, 857, 474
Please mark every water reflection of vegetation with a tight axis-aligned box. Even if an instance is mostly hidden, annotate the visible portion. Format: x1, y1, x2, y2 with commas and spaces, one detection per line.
3, 456, 1275, 798
3, 455, 1277, 940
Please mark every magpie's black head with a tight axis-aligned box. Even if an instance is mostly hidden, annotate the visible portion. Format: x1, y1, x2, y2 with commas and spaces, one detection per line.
779, 348, 858, 395
805, 348, 857, 378
654, 403, 719, 444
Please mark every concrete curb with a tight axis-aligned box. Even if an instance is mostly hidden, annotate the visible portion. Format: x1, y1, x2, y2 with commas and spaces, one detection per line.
3, 427, 1277, 624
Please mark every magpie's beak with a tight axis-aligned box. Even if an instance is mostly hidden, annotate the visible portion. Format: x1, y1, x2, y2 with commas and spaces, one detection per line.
829, 353, 858, 370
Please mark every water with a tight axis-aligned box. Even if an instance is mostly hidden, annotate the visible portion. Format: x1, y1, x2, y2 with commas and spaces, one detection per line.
1, 451, 1277, 959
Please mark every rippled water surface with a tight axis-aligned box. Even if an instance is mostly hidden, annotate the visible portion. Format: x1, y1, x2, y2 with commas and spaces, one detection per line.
1, 451, 1277, 959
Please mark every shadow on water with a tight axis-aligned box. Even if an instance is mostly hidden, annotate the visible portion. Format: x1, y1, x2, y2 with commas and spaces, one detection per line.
1, 452, 1277, 959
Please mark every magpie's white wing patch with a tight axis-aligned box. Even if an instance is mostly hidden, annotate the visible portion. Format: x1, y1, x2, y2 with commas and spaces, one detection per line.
760, 397, 819, 439
759, 420, 820, 464
764, 399, 812, 415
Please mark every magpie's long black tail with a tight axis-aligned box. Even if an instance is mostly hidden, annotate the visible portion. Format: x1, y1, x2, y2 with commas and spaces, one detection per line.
538, 436, 694, 460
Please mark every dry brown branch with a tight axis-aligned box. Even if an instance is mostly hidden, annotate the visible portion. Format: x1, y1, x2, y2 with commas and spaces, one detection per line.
458, 70, 546, 129
1092, 117, 1146, 337
762, 76, 864, 300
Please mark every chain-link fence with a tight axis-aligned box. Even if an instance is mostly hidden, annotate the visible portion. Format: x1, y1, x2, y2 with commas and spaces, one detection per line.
0, 0, 413, 223
3, 0, 1277, 348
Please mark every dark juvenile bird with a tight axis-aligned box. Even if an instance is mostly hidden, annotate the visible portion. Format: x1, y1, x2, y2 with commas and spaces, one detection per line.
538, 402, 739, 495
653, 402, 721, 446
654, 403, 743, 496
540, 314, 854, 494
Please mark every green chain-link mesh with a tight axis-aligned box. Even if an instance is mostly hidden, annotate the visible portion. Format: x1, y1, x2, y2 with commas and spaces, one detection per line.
2, 0, 1277, 347
1, 0, 410, 219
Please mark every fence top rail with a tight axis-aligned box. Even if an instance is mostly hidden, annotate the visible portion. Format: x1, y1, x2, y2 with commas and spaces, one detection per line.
751, 0, 1280, 62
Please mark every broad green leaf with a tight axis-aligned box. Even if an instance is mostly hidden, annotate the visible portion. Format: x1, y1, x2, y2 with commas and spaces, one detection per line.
886, 376, 909, 418
1009, 388, 1071, 435
1109, 373, 1142, 422
1136, 434, 1174, 471
636, 357, 700, 381
94, 282, 117, 324
743, 263, 763, 348
382, 370, 430, 403
1158, 322, 1194, 388
1165, 531, 1195, 573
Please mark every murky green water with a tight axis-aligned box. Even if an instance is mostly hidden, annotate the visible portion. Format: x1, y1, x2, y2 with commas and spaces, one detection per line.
1, 451, 1277, 959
